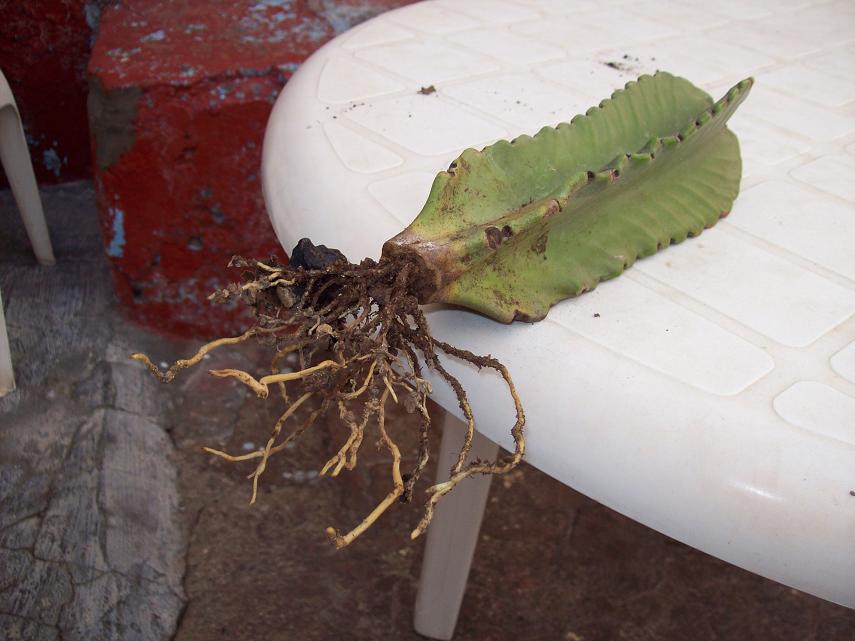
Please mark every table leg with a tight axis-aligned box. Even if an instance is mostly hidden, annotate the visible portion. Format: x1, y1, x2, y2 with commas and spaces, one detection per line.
0, 290, 14, 396
0, 103, 55, 266
413, 409, 499, 640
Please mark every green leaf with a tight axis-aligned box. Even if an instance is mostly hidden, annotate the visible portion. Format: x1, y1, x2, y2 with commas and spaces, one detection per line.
382, 72, 753, 322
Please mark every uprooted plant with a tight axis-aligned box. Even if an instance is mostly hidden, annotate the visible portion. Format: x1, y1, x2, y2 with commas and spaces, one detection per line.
133, 246, 525, 548
132, 72, 753, 548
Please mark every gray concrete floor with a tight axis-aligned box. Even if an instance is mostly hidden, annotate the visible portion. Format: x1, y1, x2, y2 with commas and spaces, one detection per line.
0, 183, 184, 641
2, 182, 854, 641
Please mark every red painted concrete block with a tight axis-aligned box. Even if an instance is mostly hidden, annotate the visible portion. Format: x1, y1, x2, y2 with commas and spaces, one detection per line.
88, 0, 413, 339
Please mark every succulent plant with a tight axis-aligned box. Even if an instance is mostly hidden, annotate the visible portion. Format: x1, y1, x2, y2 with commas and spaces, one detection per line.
134, 72, 752, 547
386, 72, 752, 322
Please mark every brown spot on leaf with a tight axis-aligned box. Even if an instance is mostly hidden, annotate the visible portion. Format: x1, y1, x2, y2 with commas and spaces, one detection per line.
485, 226, 503, 249
512, 310, 537, 323
533, 233, 548, 256
501, 225, 513, 238
543, 200, 560, 219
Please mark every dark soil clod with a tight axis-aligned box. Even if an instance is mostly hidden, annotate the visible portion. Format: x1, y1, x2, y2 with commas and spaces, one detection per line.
289, 238, 348, 270
485, 226, 503, 249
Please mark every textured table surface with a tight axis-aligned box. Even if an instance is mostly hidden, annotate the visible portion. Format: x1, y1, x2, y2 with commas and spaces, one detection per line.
262, 0, 855, 607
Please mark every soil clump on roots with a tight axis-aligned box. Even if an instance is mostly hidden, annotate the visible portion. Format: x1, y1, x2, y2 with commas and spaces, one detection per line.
132, 239, 525, 548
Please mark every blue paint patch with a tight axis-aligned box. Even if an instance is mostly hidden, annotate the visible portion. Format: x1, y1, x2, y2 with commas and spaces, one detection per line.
250, 0, 294, 9
42, 148, 63, 178
291, 18, 330, 43
84, 1, 102, 31
210, 204, 225, 223
319, 2, 380, 34
106, 46, 141, 60
107, 207, 126, 258
141, 29, 166, 43
239, 67, 270, 78
177, 285, 198, 302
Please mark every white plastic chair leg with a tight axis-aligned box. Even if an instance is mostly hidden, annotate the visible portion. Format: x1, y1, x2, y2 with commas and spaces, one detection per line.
0, 291, 14, 396
0, 71, 55, 266
414, 411, 499, 640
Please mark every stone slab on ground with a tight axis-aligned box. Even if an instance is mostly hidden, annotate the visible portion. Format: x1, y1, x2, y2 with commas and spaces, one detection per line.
0, 183, 186, 641
87, 0, 415, 339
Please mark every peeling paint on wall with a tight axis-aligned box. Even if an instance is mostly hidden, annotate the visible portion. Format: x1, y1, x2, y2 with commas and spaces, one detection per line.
308, 0, 405, 35
107, 207, 126, 257
42, 148, 64, 177
87, 79, 140, 170
87, 0, 417, 338
141, 29, 166, 43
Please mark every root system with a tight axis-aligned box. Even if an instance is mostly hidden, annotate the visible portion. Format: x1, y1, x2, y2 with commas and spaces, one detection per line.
132, 240, 525, 548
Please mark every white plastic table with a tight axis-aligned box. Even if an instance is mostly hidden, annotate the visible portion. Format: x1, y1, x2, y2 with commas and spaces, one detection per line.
262, 1, 855, 637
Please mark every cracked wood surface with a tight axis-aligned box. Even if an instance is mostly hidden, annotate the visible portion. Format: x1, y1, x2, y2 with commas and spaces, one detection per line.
0, 183, 185, 641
